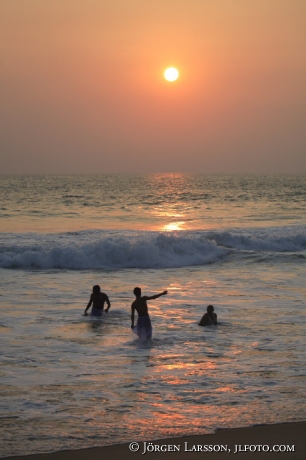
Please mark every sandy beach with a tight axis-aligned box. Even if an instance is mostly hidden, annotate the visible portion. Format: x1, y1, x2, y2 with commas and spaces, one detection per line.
2, 421, 305, 460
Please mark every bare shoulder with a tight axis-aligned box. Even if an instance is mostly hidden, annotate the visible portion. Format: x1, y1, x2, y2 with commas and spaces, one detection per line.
131, 298, 142, 308
199, 313, 208, 326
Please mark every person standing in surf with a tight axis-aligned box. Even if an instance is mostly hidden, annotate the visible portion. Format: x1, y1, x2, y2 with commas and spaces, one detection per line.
131, 287, 167, 339
84, 285, 111, 317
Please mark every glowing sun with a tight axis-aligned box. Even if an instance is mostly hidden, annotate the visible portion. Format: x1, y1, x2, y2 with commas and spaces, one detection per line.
164, 67, 179, 82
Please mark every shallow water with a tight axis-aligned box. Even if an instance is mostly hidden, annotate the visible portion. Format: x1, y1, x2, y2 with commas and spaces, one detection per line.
0, 174, 305, 457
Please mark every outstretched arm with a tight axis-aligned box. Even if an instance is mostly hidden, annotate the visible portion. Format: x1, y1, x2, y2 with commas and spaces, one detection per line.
146, 290, 168, 301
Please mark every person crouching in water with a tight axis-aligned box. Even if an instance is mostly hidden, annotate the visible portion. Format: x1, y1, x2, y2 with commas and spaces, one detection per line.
199, 305, 217, 326
84, 285, 111, 317
131, 287, 167, 339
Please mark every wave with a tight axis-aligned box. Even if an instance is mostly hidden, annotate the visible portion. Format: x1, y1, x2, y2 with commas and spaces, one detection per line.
0, 229, 305, 270
210, 231, 306, 252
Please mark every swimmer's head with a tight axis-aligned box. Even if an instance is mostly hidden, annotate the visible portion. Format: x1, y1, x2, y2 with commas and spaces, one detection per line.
133, 287, 141, 297
207, 304, 214, 312
93, 285, 101, 293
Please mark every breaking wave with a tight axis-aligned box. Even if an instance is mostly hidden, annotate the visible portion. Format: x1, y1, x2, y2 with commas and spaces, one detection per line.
0, 229, 305, 270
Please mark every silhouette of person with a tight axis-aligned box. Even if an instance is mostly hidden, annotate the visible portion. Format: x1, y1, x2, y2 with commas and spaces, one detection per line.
199, 305, 217, 326
84, 285, 111, 317
131, 287, 167, 339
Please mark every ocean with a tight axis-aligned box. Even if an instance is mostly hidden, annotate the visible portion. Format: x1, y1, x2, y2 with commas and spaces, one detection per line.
0, 173, 305, 457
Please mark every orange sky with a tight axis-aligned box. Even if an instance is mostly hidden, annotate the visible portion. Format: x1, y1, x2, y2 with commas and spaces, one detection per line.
1, 0, 306, 173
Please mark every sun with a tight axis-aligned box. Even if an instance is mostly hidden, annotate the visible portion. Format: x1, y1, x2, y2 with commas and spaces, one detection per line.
164, 67, 179, 82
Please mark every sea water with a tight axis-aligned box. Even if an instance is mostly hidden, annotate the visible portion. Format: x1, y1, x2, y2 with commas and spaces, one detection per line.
0, 174, 305, 457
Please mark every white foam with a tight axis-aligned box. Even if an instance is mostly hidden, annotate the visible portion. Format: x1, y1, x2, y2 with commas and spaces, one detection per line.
0, 228, 305, 270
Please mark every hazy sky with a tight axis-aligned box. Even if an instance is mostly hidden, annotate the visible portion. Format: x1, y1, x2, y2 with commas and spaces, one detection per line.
1, 0, 306, 174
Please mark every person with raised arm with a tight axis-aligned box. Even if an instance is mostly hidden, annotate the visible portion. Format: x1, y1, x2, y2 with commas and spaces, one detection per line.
131, 287, 167, 339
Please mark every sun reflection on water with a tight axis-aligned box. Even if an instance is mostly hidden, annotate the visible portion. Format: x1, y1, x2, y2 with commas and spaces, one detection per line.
163, 222, 186, 231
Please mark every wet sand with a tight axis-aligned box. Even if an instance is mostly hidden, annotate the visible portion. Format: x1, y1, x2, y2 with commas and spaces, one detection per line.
2, 421, 305, 460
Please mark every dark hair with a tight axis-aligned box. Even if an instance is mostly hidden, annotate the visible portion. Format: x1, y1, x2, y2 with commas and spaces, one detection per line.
133, 287, 141, 297
207, 304, 214, 311
93, 285, 101, 293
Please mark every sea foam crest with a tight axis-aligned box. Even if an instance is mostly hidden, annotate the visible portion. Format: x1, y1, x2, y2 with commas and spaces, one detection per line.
210, 231, 306, 252
0, 229, 305, 270
1, 232, 226, 269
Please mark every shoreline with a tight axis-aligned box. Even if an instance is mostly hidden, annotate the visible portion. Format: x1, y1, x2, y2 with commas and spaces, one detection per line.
2, 421, 305, 460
